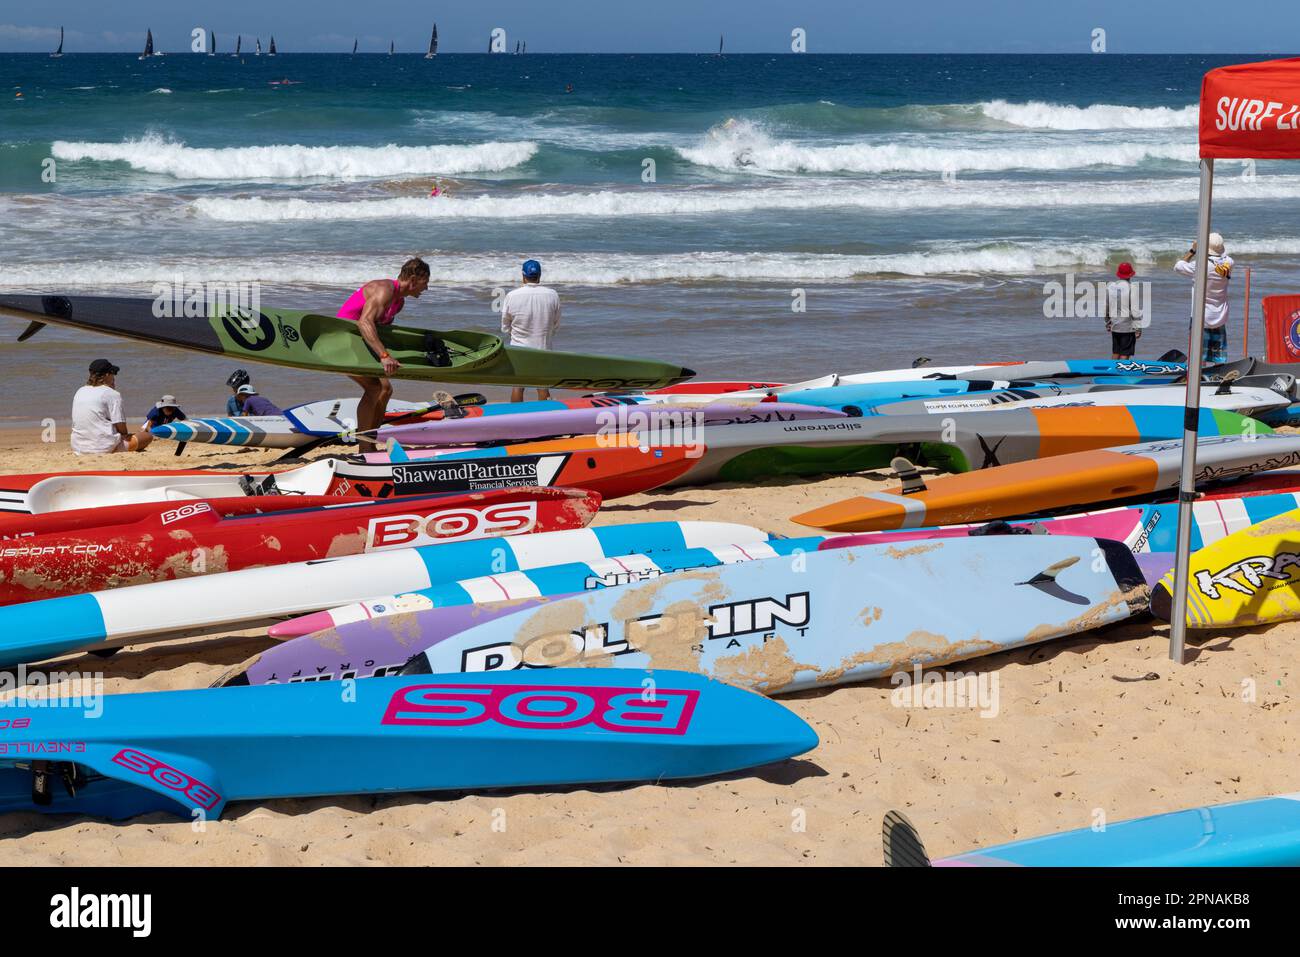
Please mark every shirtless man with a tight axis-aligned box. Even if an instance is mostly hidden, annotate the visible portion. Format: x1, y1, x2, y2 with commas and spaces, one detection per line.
336, 258, 430, 449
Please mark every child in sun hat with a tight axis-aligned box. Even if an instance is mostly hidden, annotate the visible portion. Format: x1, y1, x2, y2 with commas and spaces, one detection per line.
1104, 262, 1143, 359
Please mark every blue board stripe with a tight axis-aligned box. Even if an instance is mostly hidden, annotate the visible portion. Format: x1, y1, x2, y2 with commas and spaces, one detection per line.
2, 594, 108, 657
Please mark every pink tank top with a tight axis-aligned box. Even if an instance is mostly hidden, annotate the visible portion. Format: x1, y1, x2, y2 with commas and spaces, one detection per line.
336, 279, 405, 325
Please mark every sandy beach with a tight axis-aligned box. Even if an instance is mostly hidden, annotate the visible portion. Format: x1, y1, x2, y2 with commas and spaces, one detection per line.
1, 427, 1295, 866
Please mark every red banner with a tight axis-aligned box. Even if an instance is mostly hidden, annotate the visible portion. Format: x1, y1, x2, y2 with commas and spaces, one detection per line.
1263, 295, 1300, 364
1200, 58, 1300, 159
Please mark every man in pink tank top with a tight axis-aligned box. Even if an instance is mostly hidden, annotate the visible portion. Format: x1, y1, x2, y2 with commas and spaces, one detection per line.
336, 257, 430, 450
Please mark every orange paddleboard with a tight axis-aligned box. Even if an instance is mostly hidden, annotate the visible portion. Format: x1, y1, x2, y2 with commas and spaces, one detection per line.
791, 434, 1300, 533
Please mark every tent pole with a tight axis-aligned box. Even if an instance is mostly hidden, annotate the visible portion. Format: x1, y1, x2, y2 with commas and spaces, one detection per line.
1169, 157, 1216, 664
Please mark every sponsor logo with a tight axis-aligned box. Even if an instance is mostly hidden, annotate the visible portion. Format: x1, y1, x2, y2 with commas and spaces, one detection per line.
365, 501, 538, 550
0, 543, 113, 558
459, 593, 812, 672
111, 747, 222, 810
780, 421, 865, 433
1194, 551, 1300, 600
1129, 510, 1161, 553
552, 378, 666, 391
1286, 308, 1300, 360
391, 455, 567, 493
0, 718, 31, 729
160, 502, 213, 525
220, 310, 277, 352
1115, 361, 1182, 374
585, 569, 664, 589
0, 740, 85, 755
382, 682, 699, 735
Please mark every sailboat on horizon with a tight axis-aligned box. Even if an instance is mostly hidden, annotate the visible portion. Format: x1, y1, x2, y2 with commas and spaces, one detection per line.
718, 34, 724, 56
139, 28, 154, 60
255, 37, 262, 56
389, 40, 394, 56
425, 23, 437, 58
352, 38, 358, 55
51, 26, 63, 58
209, 30, 217, 55
234, 35, 241, 57
268, 36, 277, 56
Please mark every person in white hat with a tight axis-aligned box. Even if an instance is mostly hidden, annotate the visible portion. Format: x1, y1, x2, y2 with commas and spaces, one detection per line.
1175, 232, 1234, 364
143, 394, 187, 431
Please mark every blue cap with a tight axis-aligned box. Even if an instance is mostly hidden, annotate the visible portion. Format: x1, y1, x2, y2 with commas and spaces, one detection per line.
522, 259, 541, 279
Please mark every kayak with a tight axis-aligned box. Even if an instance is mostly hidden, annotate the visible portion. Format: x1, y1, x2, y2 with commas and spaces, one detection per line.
377, 402, 847, 447
407, 406, 1260, 486
0, 493, 373, 540
0, 669, 817, 821
791, 433, 1300, 533
3, 459, 345, 514
338, 444, 696, 499
228, 537, 827, 683
885, 794, 1300, 867
400, 535, 1147, 693
0, 486, 600, 605
871, 382, 1144, 415
0, 294, 695, 390
151, 397, 436, 449
0, 521, 772, 666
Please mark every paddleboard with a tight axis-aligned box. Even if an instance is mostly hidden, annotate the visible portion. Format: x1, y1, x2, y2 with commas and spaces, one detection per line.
884, 794, 1300, 866
401, 536, 1147, 694
0, 521, 772, 666
232, 537, 827, 684
975, 380, 1292, 415
871, 383, 1143, 415
0, 294, 695, 390
403, 406, 1261, 486
821, 490, 1300, 556
378, 403, 846, 447
1150, 506, 1300, 628
0, 487, 600, 606
0, 669, 817, 821
791, 433, 1300, 533
8, 459, 344, 514
151, 398, 435, 448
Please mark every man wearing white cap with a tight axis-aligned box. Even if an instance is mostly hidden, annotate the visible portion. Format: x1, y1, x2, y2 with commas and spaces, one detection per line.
501, 258, 562, 403
1175, 232, 1234, 365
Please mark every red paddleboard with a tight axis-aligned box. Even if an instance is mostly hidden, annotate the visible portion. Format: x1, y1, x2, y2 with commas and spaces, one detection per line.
338, 444, 697, 500
0, 495, 361, 541
0, 487, 600, 604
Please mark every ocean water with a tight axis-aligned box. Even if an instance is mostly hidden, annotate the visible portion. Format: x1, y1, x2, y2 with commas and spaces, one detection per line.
1, 52, 1297, 424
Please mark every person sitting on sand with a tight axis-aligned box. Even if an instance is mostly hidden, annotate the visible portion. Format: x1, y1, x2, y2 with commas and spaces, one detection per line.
143, 394, 187, 430
225, 369, 250, 414
336, 258, 431, 450
70, 358, 154, 454
1175, 232, 1234, 365
501, 259, 561, 403
234, 385, 283, 417
1104, 263, 1143, 360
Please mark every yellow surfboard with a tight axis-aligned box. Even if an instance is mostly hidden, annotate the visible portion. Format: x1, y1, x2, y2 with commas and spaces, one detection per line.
1151, 508, 1300, 628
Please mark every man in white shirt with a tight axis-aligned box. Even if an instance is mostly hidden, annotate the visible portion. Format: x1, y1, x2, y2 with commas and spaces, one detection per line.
70, 359, 153, 454
500, 259, 561, 402
1174, 232, 1234, 365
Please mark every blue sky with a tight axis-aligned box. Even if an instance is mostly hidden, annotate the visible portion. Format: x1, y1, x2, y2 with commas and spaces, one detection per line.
1, 1, 1296, 53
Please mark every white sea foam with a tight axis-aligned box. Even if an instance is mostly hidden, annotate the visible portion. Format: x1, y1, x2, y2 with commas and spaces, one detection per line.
7, 238, 1300, 290
977, 100, 1199, 130
49, 136, 539, 181
190, 171, 1289, 222
677, 118, 1196, 173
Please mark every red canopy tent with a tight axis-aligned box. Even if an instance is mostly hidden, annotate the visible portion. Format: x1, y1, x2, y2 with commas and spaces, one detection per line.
1170, 57, 1300, 661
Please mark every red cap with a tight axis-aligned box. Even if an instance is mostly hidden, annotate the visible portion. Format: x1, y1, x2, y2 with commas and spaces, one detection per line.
1116, 262, 1136, 279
